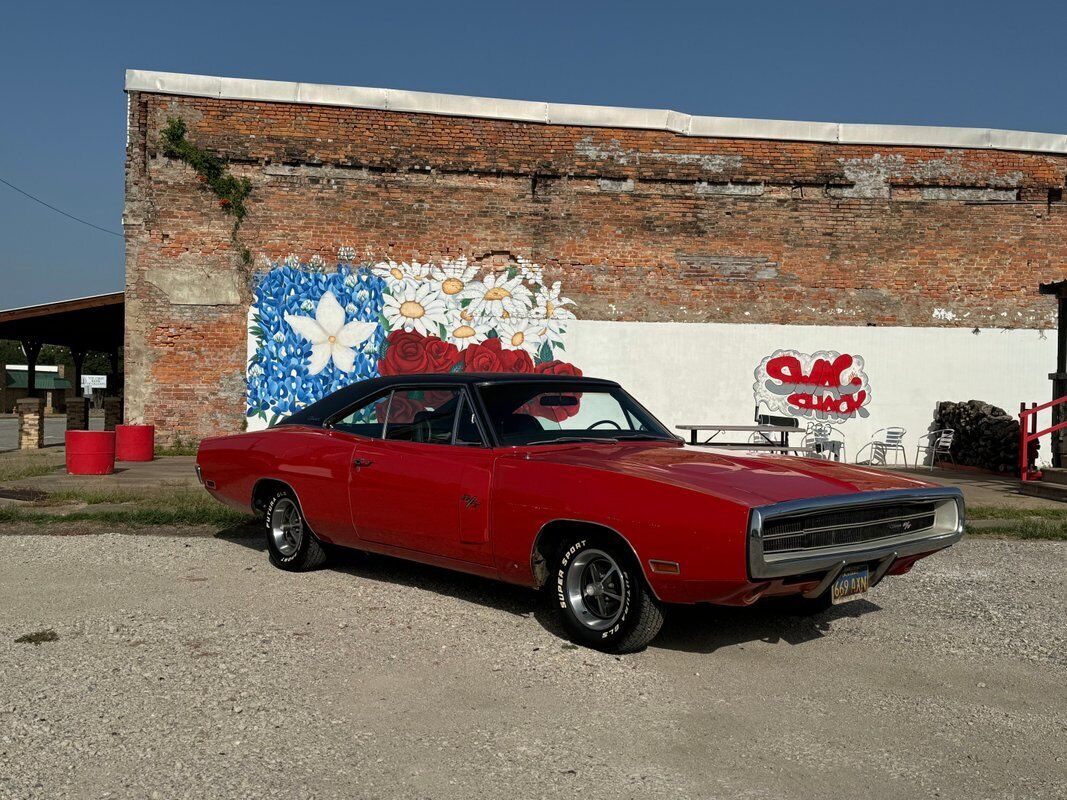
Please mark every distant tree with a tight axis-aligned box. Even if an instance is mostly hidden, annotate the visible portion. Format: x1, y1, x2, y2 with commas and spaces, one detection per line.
0, 339, 116, 375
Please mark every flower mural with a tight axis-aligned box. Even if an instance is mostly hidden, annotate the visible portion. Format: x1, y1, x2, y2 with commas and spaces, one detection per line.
283, 291, 377, 375
247, 251, 580, 429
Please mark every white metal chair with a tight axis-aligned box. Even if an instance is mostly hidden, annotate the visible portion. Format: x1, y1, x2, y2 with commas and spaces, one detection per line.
803, 422, 847, 462
860, 427, 908, 466
915, 429, 955, 469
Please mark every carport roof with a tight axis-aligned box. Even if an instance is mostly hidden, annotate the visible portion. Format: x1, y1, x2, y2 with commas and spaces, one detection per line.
4, 369, 72, 390
0, 292, 124, 353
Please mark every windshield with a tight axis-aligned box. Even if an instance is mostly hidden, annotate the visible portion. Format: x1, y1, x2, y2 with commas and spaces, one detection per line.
476, 382, 673, 446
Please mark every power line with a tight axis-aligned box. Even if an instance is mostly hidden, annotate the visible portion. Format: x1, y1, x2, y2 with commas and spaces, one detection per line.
0, 175, 123, 238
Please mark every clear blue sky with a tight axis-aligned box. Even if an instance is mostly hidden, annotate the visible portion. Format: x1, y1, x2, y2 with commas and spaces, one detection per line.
3, 0, 1066, 308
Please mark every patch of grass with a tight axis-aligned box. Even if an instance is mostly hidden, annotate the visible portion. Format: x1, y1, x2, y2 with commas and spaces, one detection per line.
15, 629, 59, 645
965, 505, 1067, 540
0, 486, 253, 527
0, 461, 63, 482
155, 436, 199, 457
968, 505, 1067, 521
967, 520, 1067, 541
155, 446, 199, 457
0, 504, 252, 527
34, 487, 202, 507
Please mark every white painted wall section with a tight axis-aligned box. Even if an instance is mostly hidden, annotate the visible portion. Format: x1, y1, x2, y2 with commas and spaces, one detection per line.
565, 321, 1055, 466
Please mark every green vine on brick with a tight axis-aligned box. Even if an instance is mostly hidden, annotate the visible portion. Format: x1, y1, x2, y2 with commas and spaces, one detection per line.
160, 118, 253, 264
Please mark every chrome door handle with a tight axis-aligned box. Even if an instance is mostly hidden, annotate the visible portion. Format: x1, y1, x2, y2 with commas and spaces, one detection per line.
352, 458, 374, 468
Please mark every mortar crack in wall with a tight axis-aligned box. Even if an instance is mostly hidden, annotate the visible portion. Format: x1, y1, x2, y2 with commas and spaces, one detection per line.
576, 136, 742, 173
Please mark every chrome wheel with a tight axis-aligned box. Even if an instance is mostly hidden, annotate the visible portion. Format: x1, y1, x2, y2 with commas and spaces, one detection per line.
269, 497, 303, 557
564, 548, 626, 631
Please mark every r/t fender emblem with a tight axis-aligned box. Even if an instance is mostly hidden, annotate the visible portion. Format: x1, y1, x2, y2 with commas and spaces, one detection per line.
462, 494, 479, 509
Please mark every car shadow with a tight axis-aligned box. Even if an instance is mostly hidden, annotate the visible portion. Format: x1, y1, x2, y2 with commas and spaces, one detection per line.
214, 523, 880, 653
648, 597, 881, 654
214, 523, 545, 620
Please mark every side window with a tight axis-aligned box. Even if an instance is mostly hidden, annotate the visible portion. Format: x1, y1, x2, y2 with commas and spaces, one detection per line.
454, 394, 485, 447
384, 388, 461, 445
330, 392, 389, 438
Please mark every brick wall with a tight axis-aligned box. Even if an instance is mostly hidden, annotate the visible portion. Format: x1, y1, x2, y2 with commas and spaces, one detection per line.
124, 90, 1067, 443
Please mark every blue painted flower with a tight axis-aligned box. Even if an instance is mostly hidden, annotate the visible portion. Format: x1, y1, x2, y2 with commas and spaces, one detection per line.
247, 263, 386, 424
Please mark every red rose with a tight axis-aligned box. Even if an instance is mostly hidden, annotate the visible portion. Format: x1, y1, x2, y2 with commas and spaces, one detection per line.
420, 389, 456, 409
375, 394, 424, 423
423, 336, 461, 372
527, 359, 583, 421
458, 338, 504, 372
534, 360, 583, 377
498, 346, 534, 373
379, 330, 459, 375
459, 338, 536, 374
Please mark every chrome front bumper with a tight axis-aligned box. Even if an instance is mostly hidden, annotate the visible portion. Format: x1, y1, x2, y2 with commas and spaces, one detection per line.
747, 487, 965, 580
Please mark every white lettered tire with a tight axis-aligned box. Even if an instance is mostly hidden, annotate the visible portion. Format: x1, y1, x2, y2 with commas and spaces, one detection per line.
554, 536, 664, 653
264, 489, 327, 571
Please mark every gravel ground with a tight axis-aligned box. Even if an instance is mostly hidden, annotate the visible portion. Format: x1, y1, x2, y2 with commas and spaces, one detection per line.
0, 529, 1063, 800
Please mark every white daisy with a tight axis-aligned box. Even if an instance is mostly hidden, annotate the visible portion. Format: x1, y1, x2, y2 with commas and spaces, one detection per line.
516, 257, 543, 286
284, 291, 377, 375
372, 260, 430, 289
532, 281, 577, 337
429, 257, 479, 300
459, 272, 533, 320
444, 308, 493, 350
495, 318, 544, 355
383, 281, 450, 337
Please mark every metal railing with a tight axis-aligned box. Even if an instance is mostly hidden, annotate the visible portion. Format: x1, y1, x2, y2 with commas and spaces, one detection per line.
1019, 398, 1067, 481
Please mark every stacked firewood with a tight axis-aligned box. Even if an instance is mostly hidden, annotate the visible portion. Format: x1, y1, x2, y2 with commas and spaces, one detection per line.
933, 400, 1031, 474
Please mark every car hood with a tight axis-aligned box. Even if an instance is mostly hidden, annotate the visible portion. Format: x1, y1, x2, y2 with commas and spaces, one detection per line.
522, 442, 935, 506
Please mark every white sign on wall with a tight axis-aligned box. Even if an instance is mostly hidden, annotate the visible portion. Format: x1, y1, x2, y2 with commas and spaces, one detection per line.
81, 375, 107, 392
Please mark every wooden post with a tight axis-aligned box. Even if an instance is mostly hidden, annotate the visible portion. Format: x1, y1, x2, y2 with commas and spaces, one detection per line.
108, 349, 120, 396
20, 339, 41, 397
71, 348, 86, 398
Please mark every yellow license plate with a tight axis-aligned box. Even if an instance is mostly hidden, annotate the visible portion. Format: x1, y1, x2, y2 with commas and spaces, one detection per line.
831, 567, 870, 604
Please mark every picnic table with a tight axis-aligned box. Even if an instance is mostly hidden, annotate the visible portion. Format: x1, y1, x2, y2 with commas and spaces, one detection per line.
675, 424, 813, 454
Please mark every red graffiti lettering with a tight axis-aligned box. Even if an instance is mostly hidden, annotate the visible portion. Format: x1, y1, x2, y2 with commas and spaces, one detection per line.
787, 390, 867, 415
767, 353, 854, 388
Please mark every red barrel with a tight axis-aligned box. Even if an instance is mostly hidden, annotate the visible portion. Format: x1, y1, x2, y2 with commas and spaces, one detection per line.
66, 430, 116, 475
115, 424, 155, 462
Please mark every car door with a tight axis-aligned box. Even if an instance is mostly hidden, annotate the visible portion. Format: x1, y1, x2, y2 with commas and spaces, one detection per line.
347, 386, 494, 566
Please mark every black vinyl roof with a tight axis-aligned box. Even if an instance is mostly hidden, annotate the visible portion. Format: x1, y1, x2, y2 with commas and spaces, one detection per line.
279, 372, 619, 428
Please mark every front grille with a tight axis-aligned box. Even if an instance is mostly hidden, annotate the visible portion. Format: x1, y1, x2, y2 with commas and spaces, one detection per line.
762, 502, 938, 553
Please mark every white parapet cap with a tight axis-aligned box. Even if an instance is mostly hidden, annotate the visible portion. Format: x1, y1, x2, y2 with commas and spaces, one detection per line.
125, 69, 1067, 156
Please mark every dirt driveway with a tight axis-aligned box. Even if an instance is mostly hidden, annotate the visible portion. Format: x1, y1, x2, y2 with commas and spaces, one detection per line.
1, 529, 1063, 800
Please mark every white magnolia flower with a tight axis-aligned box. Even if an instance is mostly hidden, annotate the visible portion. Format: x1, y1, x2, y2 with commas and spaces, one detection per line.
445, 308, 493, 350
532, 281, 577, 337
284, 291, 377, 375
372, 260, 430, 289
495, 317, 544, 355
516, 257, 543, 286
459, 273, 533, 320
429, 258, 479, 299
383, 281, 450, 337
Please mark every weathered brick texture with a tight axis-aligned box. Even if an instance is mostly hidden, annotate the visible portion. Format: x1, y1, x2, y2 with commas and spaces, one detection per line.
124, 91, 1067, 442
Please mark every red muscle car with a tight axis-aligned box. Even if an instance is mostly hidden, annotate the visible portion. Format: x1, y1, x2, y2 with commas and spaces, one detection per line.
197, 374, 965, 652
